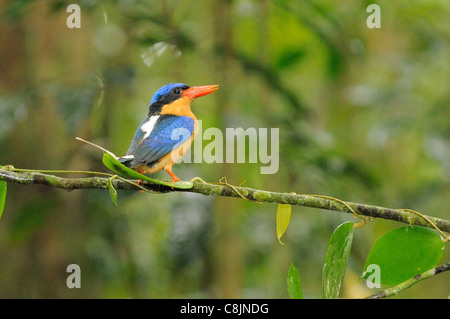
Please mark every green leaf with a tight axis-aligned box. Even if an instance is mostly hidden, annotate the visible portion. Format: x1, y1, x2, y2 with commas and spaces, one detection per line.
322, 222, 354, 299
107, 178, 118, 208
102, 152, 193, 190
0, 179, 6, 220
276, 204, 291, 245
362, 226, 445, 285
287, 263, 303, 299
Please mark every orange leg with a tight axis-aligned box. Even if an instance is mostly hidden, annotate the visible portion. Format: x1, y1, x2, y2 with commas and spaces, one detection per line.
137, 170, 144, 193
137, 170, 143, 185
165, 167, 181, 182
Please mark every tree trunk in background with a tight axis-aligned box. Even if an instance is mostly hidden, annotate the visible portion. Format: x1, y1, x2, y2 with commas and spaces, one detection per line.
0, 0, 92, 297
210, 0, 243, 298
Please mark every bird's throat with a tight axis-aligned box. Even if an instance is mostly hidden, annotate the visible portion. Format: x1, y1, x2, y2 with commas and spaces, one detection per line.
160, 97, 195, 118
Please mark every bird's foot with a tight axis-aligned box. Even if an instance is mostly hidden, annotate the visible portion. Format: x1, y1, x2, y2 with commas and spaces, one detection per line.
171, 176, 181, 183
165, 168, 181, 183
137, 170, 145, 193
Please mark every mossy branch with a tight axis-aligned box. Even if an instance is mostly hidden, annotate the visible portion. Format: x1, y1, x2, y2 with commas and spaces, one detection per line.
0, 167, 449, 234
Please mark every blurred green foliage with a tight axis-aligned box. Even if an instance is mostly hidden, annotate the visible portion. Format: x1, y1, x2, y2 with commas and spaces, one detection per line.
0, 0, 449, 298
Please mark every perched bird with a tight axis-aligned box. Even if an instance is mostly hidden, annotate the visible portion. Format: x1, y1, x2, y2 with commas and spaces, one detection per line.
119, 83, 218, 182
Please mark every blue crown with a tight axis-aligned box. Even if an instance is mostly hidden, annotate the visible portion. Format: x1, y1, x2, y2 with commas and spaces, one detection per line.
150, 83, 188, 105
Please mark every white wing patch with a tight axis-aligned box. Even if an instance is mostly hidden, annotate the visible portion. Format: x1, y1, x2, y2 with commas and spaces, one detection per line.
140, 115, 160, 139
120, 155, 134, 160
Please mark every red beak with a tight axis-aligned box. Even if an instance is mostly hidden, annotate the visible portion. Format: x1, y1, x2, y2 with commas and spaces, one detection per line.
183, 85, 219, 99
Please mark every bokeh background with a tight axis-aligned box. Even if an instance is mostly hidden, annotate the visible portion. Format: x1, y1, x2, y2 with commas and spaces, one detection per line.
0, 0, 449, 298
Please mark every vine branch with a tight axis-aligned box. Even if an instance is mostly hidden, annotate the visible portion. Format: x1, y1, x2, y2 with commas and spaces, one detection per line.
1, 167, 449, 234
366, 262, 450, 299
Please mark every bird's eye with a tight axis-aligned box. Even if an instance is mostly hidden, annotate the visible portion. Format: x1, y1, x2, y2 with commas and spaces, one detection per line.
172, 88, 182, 95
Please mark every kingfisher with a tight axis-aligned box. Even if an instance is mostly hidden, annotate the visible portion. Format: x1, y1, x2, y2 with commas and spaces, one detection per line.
118, 83, 219, 182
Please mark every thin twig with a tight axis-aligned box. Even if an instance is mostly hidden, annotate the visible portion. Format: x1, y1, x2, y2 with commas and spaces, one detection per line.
365, 262, 450, 299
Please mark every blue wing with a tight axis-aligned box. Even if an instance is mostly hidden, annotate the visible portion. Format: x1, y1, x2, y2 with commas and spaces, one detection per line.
129, 115, 194, 165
